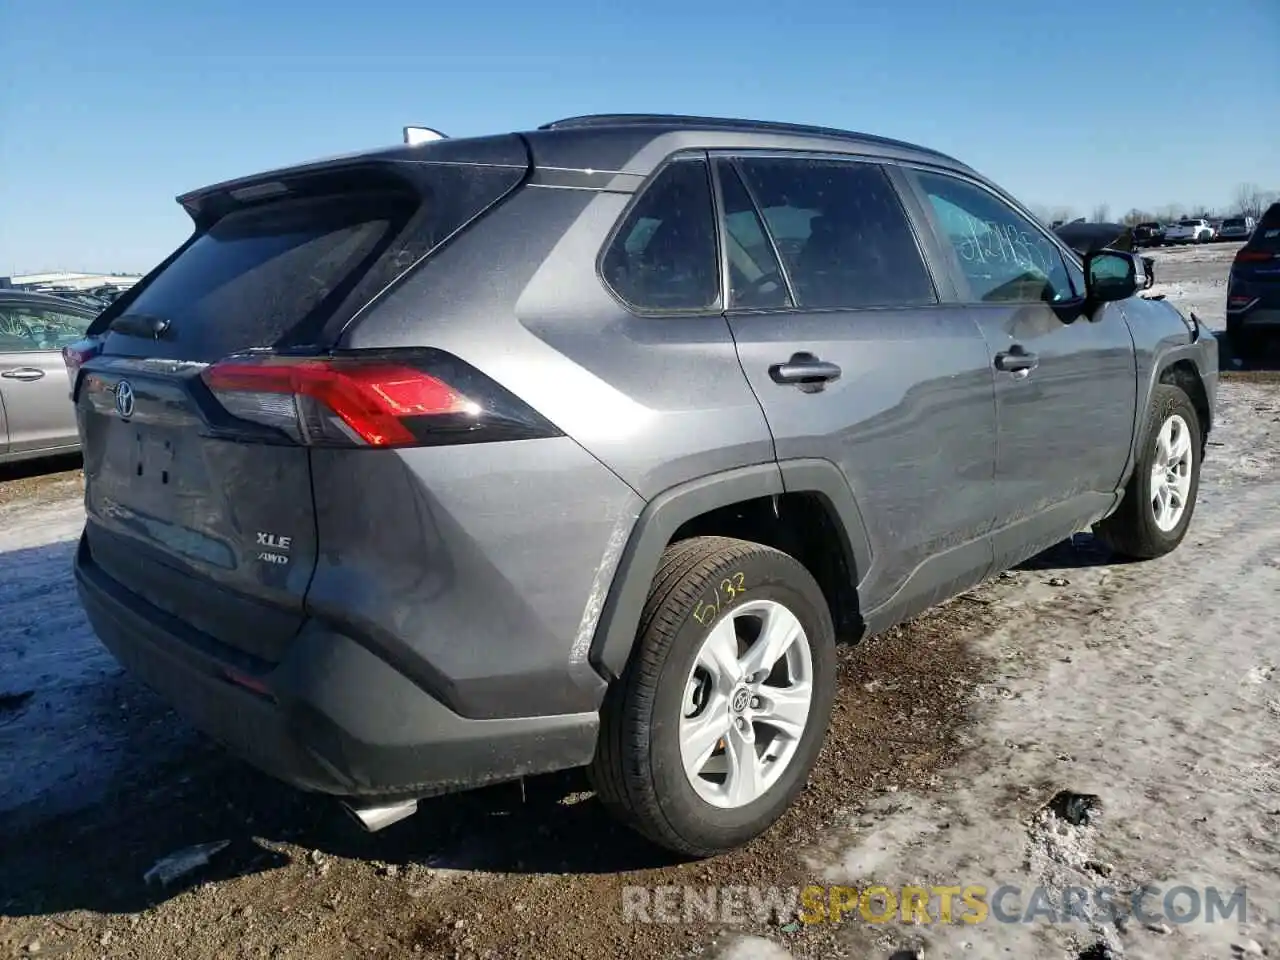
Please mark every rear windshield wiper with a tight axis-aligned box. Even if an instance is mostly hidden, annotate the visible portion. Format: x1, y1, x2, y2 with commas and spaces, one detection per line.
109, 313, 173, 339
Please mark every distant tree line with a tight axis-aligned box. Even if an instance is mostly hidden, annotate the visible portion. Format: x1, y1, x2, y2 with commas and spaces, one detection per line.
1028, 183, 1278, 227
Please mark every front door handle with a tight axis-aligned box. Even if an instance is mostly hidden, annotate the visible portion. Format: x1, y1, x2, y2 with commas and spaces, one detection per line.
769, 353, 842, 388
994, 346, 1038, 374
0, 367, 46, 382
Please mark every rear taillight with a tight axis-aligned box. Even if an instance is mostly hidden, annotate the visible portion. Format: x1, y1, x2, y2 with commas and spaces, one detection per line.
1234, 249, 1274, 263
200, 350, 560, 448
61, 338, 102, 393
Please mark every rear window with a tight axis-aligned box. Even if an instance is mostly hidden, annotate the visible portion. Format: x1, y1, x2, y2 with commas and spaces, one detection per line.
106, 158, 526, 361
1178, 219, 1200, 227
115, 195, 401, 354
1223, 218, 1245, 227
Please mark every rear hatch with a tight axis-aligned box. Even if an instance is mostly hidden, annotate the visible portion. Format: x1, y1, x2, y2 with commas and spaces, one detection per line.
72, 137, 530, 663
1232, 213, 1280, 303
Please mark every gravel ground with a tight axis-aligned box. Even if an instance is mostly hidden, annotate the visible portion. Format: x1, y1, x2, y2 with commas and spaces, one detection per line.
0, 242, 1275, 959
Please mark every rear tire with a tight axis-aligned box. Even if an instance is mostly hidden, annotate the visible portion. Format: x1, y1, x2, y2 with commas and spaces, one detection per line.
1094, 385, 1202, 560
589, 536, 836, 857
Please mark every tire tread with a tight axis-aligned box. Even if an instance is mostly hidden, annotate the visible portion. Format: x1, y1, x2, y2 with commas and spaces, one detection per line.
589, 535, 829, 856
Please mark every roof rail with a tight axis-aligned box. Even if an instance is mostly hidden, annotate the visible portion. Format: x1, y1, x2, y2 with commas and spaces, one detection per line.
537, 113, 956, 162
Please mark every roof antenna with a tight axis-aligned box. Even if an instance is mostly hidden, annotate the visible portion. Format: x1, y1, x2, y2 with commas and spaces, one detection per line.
403, 126, 448, 145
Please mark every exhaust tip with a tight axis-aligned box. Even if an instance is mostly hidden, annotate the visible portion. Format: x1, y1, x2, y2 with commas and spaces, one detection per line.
342, 799, 418, 832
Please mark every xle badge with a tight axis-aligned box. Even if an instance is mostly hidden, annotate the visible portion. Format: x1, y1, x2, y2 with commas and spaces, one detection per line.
256, 531, 292, 566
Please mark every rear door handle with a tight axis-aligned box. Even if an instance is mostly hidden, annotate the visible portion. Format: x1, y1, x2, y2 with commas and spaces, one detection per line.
0, 367, 46, 382
769, 353, 842, 387
994, 346, 1038, 374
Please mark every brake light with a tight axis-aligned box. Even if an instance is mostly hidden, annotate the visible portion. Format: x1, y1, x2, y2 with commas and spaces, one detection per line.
200, 351, 559, 448
1234, 249, 1273, 263
61, 338, 102, 393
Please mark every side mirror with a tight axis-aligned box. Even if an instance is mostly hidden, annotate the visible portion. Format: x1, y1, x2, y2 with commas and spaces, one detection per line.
1084, 249, 1141, 303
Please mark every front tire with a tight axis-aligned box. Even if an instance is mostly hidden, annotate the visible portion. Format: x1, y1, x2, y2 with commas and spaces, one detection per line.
1094, 385, 1202, 559
589, 536, 836, 857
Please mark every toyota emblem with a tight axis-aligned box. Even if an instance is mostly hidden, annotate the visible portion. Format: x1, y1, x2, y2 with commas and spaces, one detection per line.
114, 379, 135, 419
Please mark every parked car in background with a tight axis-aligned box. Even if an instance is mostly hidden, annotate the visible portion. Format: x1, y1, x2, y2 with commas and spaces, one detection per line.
1132, 222, 1165, 247
88, 285, 128, 303
1219, 216, 1256, 241
1227, 202, 1280, 357
1165, 218, 1215, 244
0, 290, 98, 463
67, 113, 1217, 856
1055, 221, 1157, 288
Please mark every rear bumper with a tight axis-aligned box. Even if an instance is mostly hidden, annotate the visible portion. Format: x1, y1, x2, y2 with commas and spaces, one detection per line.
1228, 307, 1280, 329
74, 534, 599, 800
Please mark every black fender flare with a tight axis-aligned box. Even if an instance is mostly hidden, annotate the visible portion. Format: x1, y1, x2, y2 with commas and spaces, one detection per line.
588, 459, 872, 680
1115, 337, 1216, 498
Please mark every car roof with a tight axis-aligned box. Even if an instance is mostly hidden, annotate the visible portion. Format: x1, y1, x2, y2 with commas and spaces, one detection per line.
0, 289, 99, 313
180, 113, 977, 212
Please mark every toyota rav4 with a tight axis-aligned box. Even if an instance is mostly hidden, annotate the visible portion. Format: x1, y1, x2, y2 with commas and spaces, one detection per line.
68, 114, 1218, 856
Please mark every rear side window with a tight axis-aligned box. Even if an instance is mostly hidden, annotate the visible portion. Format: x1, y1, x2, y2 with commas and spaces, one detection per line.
734, 157, 936, 309
716, 160, 791, 310
602, 158, 721, 313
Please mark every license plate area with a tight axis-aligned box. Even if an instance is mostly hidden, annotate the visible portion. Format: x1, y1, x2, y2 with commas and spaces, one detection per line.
109, 423, 209, 499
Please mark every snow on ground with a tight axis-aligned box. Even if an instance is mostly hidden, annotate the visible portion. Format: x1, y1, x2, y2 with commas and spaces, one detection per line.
1143, 242, 1241, 332
0, 493, 195, 824
800, 398, 1280, 960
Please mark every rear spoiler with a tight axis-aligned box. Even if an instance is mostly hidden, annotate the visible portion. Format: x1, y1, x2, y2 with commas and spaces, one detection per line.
87, 133, 528, 338
175, 133, 523, 229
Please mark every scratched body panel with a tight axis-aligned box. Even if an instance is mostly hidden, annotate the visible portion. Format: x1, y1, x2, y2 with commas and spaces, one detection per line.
728, 305, 998, 621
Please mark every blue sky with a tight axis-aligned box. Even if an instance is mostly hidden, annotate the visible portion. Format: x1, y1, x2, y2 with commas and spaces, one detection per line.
1, 0, 1276, 274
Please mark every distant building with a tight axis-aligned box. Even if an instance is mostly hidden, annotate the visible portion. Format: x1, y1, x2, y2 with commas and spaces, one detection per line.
0, 271, 142, 293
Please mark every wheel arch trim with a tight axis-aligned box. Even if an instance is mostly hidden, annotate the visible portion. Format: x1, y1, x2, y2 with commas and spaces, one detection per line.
588, 459, 870, 681
1120, 343, 1216, 489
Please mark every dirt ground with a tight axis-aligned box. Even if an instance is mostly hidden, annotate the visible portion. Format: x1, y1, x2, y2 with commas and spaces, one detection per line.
1, 242, 1276, 960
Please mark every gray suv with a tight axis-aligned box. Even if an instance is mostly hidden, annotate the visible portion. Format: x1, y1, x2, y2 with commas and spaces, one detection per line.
68, 114, 1217, 856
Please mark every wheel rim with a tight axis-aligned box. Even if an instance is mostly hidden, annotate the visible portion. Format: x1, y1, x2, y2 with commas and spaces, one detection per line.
1149, 413, 1193, 532
679, 599, 813, 809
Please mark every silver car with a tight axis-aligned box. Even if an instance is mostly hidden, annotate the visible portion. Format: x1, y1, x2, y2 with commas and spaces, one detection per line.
1219, 216, 1256, 240
0, 290, 99, 463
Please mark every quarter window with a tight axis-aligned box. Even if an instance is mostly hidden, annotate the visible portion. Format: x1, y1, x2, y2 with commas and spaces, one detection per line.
914, 172, 1075, 304
601, 158, 721, 312
733, 157, 937, 309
